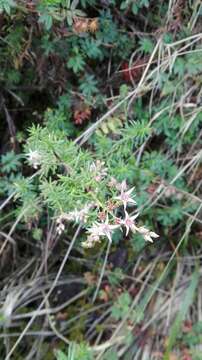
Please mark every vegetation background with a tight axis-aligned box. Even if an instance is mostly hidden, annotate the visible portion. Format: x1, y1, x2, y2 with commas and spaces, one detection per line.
0, 0, 202, 359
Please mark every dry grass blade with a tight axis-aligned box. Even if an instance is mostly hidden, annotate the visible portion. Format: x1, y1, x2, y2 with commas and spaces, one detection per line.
4, 225, 82, 360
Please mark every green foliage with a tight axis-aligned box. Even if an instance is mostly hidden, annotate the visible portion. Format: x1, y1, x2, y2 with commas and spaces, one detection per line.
55, 342, 93, 360
1, 151, 21, 173
0, 151, 22, 196
139, 37, 155, 54
20, 117, 154, 218
14, 177, 41, 221
120, 0, 150, 14
79, 74, 98, 101
19, 124, 106, 217
67, 47, 85, 74
181, 320, 202, 360
164, 270, 199, 360
154, 108, 202, 151
81, 38, 103, 60
0, 0, 15, 14
94, 114, 151, 159
103, 349, 118, 360
97, 10, 118, 44
183, 321, 202, 347
37, 0, 85, 30
111, 292, 132, 320
0, 1, 202, 359
111, 291, 144, 323
156, 205, 184, 228
44, 104, 75, 136
55, 350, 68, 360
108, 268, 124, 287
95, 116, 124, 137
80, 0, 96, 8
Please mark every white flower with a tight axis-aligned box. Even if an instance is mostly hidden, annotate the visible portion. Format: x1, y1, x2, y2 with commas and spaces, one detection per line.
27, 149, 42, 169
56, 216, 65, 235
137, 226, 159, 243
108, 177, 118, 188
67, 208, 88, 223
89, 160, 108, 182
88, 216, 120, 243
58, 204, 92, 225
56, 222, 65, 235
121, 211, 139, 236
82, 234, 101, 248
115, 181, 136, 210
116, 179, 127, 192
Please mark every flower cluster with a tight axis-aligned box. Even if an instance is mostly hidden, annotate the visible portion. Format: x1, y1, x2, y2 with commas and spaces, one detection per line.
56, 203, 93, 235
136, 226, 159, 243
54, 160, 159, 247
83, 209, 159, 248
26, 150, 42, 169
82, 177, 159, 247
82, 215, 120, 248
89, 160, 108, 182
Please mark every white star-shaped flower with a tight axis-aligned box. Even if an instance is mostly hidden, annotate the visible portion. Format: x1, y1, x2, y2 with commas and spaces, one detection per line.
88, 216, 120, 243
121, 211, 139, 236
115, 181, 136, 210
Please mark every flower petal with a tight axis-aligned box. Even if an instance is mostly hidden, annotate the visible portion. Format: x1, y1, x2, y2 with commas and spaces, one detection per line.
150, 231, 159, 238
